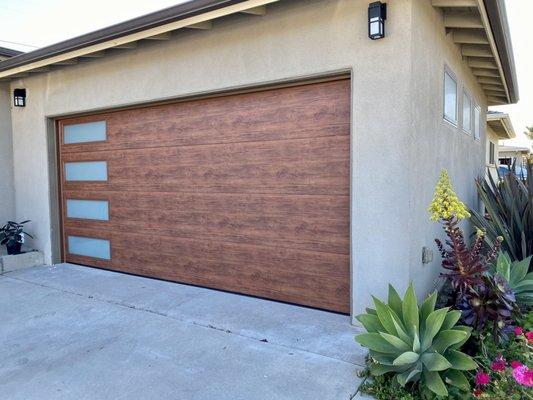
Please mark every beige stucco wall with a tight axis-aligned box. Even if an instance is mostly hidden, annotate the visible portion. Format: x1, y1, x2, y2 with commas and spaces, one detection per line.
407, 0, 487, 301
0, 83, 15, 226
7, 0, 488, 318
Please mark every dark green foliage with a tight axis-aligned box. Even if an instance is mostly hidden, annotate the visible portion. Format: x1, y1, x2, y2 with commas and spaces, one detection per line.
522, 311, 533, 331
0, 220, 32, 247
357, 365, 471, 400
471, 163, 533, 264
357, 371, 422, 400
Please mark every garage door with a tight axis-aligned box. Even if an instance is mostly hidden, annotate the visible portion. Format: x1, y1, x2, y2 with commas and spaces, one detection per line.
58, 79, 351, 313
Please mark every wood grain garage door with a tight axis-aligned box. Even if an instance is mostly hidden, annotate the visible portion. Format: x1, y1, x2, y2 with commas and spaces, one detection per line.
58, 79, 351, 313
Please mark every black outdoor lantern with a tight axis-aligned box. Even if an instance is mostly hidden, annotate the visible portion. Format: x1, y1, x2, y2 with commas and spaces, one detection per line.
368, 1, 387, 40
13, 88, 26, 107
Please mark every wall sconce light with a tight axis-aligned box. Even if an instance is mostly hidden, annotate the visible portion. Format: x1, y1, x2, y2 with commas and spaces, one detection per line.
13, 88, 26, 107
368, 1, 387, 40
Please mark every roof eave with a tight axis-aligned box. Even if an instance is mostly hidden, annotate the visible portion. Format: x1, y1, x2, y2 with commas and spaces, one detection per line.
0, 0, 277, 77
483, 0, 519, 103
487, 113, 516, 139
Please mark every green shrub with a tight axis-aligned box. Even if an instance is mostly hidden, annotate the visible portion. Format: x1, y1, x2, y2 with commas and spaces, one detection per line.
355, 284, 477, 398
357, 370, 422, 400
471, 163, 532, 264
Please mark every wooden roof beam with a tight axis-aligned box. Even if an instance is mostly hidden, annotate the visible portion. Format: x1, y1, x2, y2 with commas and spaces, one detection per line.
477, 76, 503, 85
432, 0, 477, 6
113, 42, 138, 49
461, 44, 493, 57
467, 57, 498, 69
145, 32, 172, 40
488, 96, 507, 105
444, 12, 484, 28
482, 84, 506, 92
472, 68, 500, 77
453, 28, 489, 44
240, 5, 266, 15
184, 21, 213, 29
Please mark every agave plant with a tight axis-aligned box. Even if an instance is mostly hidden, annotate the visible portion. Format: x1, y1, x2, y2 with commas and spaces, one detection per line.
471, 162, 532, 264
355, 284, 477, 398
494, 252, 533, 306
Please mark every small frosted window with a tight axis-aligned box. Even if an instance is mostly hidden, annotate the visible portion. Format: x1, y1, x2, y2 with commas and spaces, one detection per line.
444, 70, 457, 124
64, 121, 106, 144
68, 236, 110, 260
65, 161, 107, 181
474, 106, 481, 140
66, 199, 109, 220
462, 91, 472, 133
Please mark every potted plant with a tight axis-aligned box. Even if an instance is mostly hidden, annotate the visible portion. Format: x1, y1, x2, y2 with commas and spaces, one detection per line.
0, 220, 33, 255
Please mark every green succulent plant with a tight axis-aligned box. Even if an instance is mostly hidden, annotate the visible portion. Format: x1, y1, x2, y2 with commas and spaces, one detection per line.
494, 252, 533, 306
355, 283, 477, 398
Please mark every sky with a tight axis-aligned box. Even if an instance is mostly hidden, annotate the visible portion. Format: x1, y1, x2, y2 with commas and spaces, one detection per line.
0, 0, 531, 149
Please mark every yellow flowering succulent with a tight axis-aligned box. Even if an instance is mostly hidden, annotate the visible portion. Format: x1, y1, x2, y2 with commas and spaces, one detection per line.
428, 170, 471, 221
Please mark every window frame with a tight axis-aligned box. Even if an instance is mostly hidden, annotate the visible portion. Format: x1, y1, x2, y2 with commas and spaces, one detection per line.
474, 105, 481, 141
462, 89, 472, 134
488, 141, 495, 165
443, 67, 458, 126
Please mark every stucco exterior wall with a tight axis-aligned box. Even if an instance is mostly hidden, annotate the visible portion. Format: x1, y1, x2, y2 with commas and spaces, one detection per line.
6, 0, 487, 318
0, 83, 15, 226
407, 0, 487, 300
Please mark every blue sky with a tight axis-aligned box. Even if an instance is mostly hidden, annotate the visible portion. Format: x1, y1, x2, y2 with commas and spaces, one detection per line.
0, 0, 530, 147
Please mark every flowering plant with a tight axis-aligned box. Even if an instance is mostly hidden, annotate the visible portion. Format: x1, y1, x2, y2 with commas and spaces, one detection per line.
471, 317, 533, 398
472, 356, 532, 398
429, 170, 517, 338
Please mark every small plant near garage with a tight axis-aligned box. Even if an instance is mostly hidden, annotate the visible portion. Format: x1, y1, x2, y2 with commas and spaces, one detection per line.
355, 170, 532, 399
0, 220, 33, 255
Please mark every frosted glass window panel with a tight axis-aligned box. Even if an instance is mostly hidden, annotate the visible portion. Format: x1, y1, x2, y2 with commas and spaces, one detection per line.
68, 236, 110, 260
462, 91, 472, 133
474, 106, 481, 140
66, 199, 109, 220
65, 161, 107, 181
64, 121, 107, 144
444, 70, 457, 123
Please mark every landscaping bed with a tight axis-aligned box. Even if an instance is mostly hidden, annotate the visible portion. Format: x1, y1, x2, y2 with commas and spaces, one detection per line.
355, 166, 533, 399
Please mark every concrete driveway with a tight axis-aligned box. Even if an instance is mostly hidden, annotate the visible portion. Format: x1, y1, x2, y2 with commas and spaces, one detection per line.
0, 264, 366, 400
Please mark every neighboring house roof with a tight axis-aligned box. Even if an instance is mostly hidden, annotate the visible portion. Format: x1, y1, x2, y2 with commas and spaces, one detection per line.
499, 145, 531, 155
0, 0, 519, 106
0, 46, 23, 58
486, 111, 515, 139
